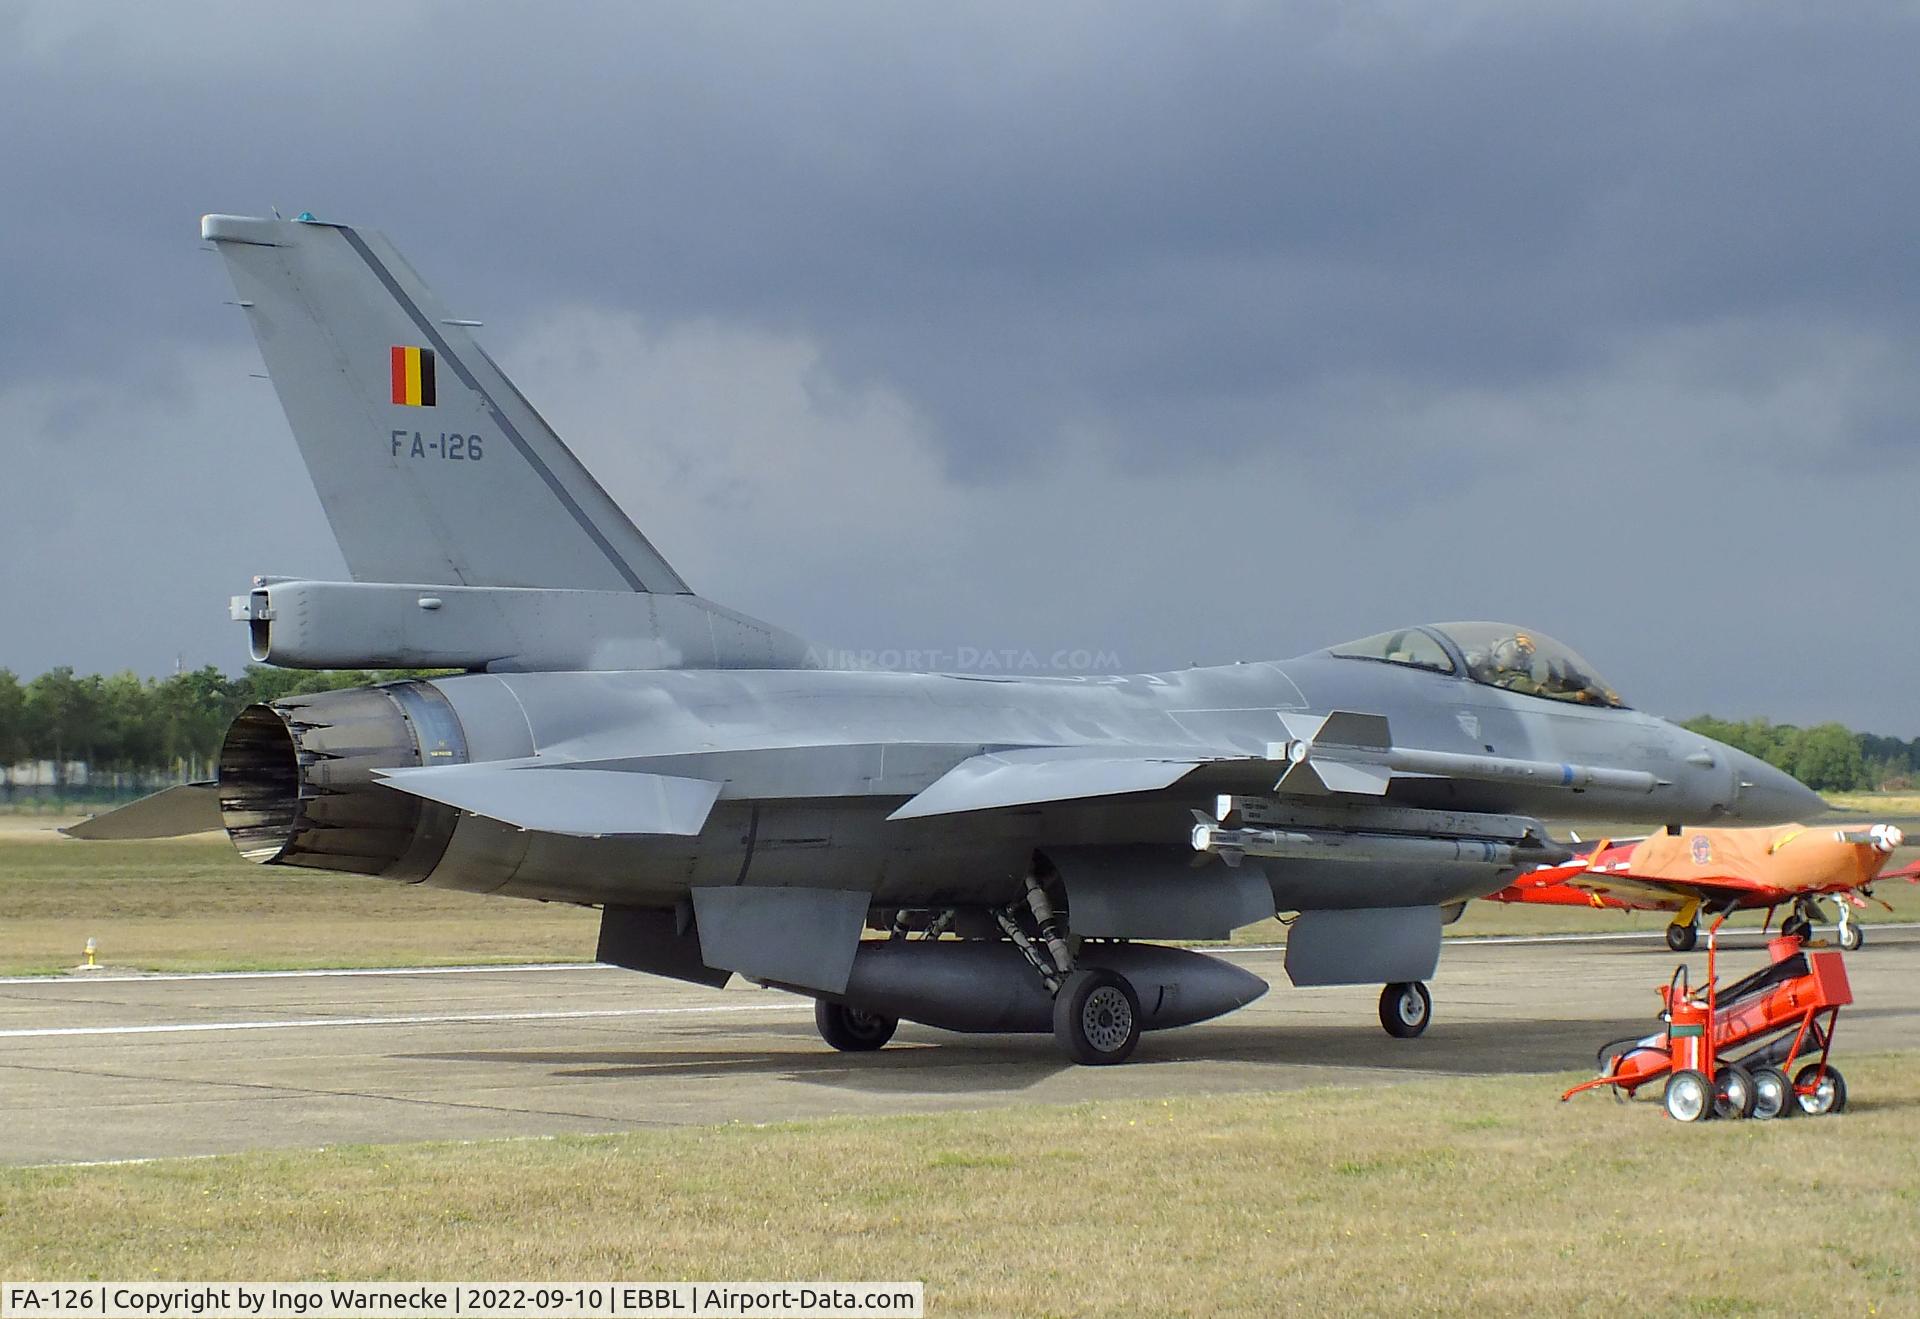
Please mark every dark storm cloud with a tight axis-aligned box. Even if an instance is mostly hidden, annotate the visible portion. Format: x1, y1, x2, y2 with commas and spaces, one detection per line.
6, 3, 1918, 456
1, 2, 1915, 730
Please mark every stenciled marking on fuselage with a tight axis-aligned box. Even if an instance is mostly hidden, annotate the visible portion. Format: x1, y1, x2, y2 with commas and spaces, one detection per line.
390, 429, 486, 461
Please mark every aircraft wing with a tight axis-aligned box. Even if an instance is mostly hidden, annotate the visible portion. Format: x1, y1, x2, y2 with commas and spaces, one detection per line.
884, 702, 1675, 821
1496, 868, 1777, 913
374, 763, 722, 837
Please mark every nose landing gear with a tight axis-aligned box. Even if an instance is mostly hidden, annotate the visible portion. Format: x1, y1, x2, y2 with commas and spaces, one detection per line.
1835, 905, 1864, 951
1781, 897, 1860, 948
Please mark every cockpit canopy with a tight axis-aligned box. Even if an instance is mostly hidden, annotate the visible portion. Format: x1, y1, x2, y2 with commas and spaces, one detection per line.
1330, 622, 1627, 708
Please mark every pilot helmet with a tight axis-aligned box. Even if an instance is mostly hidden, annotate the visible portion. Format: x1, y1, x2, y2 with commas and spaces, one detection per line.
1491, 632, 1536, 671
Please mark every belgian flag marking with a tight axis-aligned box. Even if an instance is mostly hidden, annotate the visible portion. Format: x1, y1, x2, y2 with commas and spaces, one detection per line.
389, 345, 437, 407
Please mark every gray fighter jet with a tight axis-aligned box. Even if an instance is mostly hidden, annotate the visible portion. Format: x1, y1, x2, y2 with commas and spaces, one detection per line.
71, 214, 1825, 1064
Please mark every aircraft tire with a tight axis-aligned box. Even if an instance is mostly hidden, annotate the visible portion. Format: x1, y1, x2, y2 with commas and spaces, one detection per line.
1838, 922, 1864, 951
1379, 981, 1432, 1038
1792, 1063, 1847, 1117
1781, 914, 1812, 942
1663, 1069, 1713, 1123
1748, 1064, 1791, 1120
815, 1000, 898, 1053
1665, 922, 1697, 953
1713, 1063, 1757, 1120
1052, 968, 1141, 1065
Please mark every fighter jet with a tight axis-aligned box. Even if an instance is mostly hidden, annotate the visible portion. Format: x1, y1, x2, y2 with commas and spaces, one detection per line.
68, 214, 1826, 1065
1487, 822, 1909, 951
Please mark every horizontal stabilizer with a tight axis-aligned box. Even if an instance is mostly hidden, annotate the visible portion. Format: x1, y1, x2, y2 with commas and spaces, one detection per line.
62, 783, 223, 840
374, 763, 721, 837
888, 747, 1205, 821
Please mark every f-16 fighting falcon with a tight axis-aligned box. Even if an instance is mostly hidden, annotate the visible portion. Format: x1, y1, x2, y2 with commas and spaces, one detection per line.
69, 214, 1827, 1064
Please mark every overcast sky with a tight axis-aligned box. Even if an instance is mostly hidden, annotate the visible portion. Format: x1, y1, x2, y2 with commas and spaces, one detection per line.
1, 2, 1915, 734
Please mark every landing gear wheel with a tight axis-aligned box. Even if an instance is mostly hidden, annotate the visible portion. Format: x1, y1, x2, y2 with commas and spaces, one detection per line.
1663, 1068, 1713, 1123
1781, 913, 1812, 942
815, 1000, 898, 1052
1792, 1062, 1847, 1116
1838, 921, 1864, 951
1749, 1065, 1791, 1120
1052, 968, 1141, 1065
1713, 1063, 1757, 1120
1379, 981, 1432, 1038
1665, 922, 1698, 952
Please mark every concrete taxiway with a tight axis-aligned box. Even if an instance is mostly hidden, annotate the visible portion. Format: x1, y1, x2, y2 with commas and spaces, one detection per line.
3, 930, 1916, 1166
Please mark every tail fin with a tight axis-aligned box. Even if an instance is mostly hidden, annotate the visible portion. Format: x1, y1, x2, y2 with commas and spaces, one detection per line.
202, 214, 687, 593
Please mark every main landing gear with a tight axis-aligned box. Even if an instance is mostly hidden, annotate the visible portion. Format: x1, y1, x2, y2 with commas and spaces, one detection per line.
1665, 920, 1698, 952
814, 874, 1151, 1065
1379, 981, 1432, 1038
815, 1000, 898, 1052
1002, 873, 1143, 1065
1053, 966, 1142, 1065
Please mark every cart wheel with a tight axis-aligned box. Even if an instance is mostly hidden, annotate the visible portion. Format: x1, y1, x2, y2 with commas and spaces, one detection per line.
1792, 1062, 1847, 1116
1663, 1069, 1713, 1123
1379, 981, 1431, 1038
1749, 1065, 1791, 1120
1665, 922, 1698, 952
1713, 1063, 1757, 1120
1838, 922, 1864, 951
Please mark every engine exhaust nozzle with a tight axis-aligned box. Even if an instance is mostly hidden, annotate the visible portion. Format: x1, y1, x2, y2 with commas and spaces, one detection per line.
217, 682, 468, 880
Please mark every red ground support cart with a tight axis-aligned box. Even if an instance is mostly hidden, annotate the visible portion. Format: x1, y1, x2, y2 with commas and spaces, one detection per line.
1562, 915, 1852, 1122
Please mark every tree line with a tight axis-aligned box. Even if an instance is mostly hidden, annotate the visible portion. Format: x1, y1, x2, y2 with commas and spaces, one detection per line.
1676, 716, 1915, 792
0, 666, 452, 782
0, 665, 1913, 793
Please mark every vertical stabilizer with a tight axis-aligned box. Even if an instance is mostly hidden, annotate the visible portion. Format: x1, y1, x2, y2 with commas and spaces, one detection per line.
203, 214, 687, 593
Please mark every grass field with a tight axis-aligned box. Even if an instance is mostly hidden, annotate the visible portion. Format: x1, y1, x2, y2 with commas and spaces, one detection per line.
1826, 791, 1920, 820
2, 1055, 1916, 1315
2, 812, 1915, 975
0, 831, 595, 975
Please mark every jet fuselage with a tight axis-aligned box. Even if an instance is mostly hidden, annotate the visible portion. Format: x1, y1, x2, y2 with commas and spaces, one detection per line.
221, 645, 1818, 915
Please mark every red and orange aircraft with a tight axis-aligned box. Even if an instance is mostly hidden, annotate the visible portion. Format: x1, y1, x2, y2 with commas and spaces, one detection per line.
1490, 823, 1911, 951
